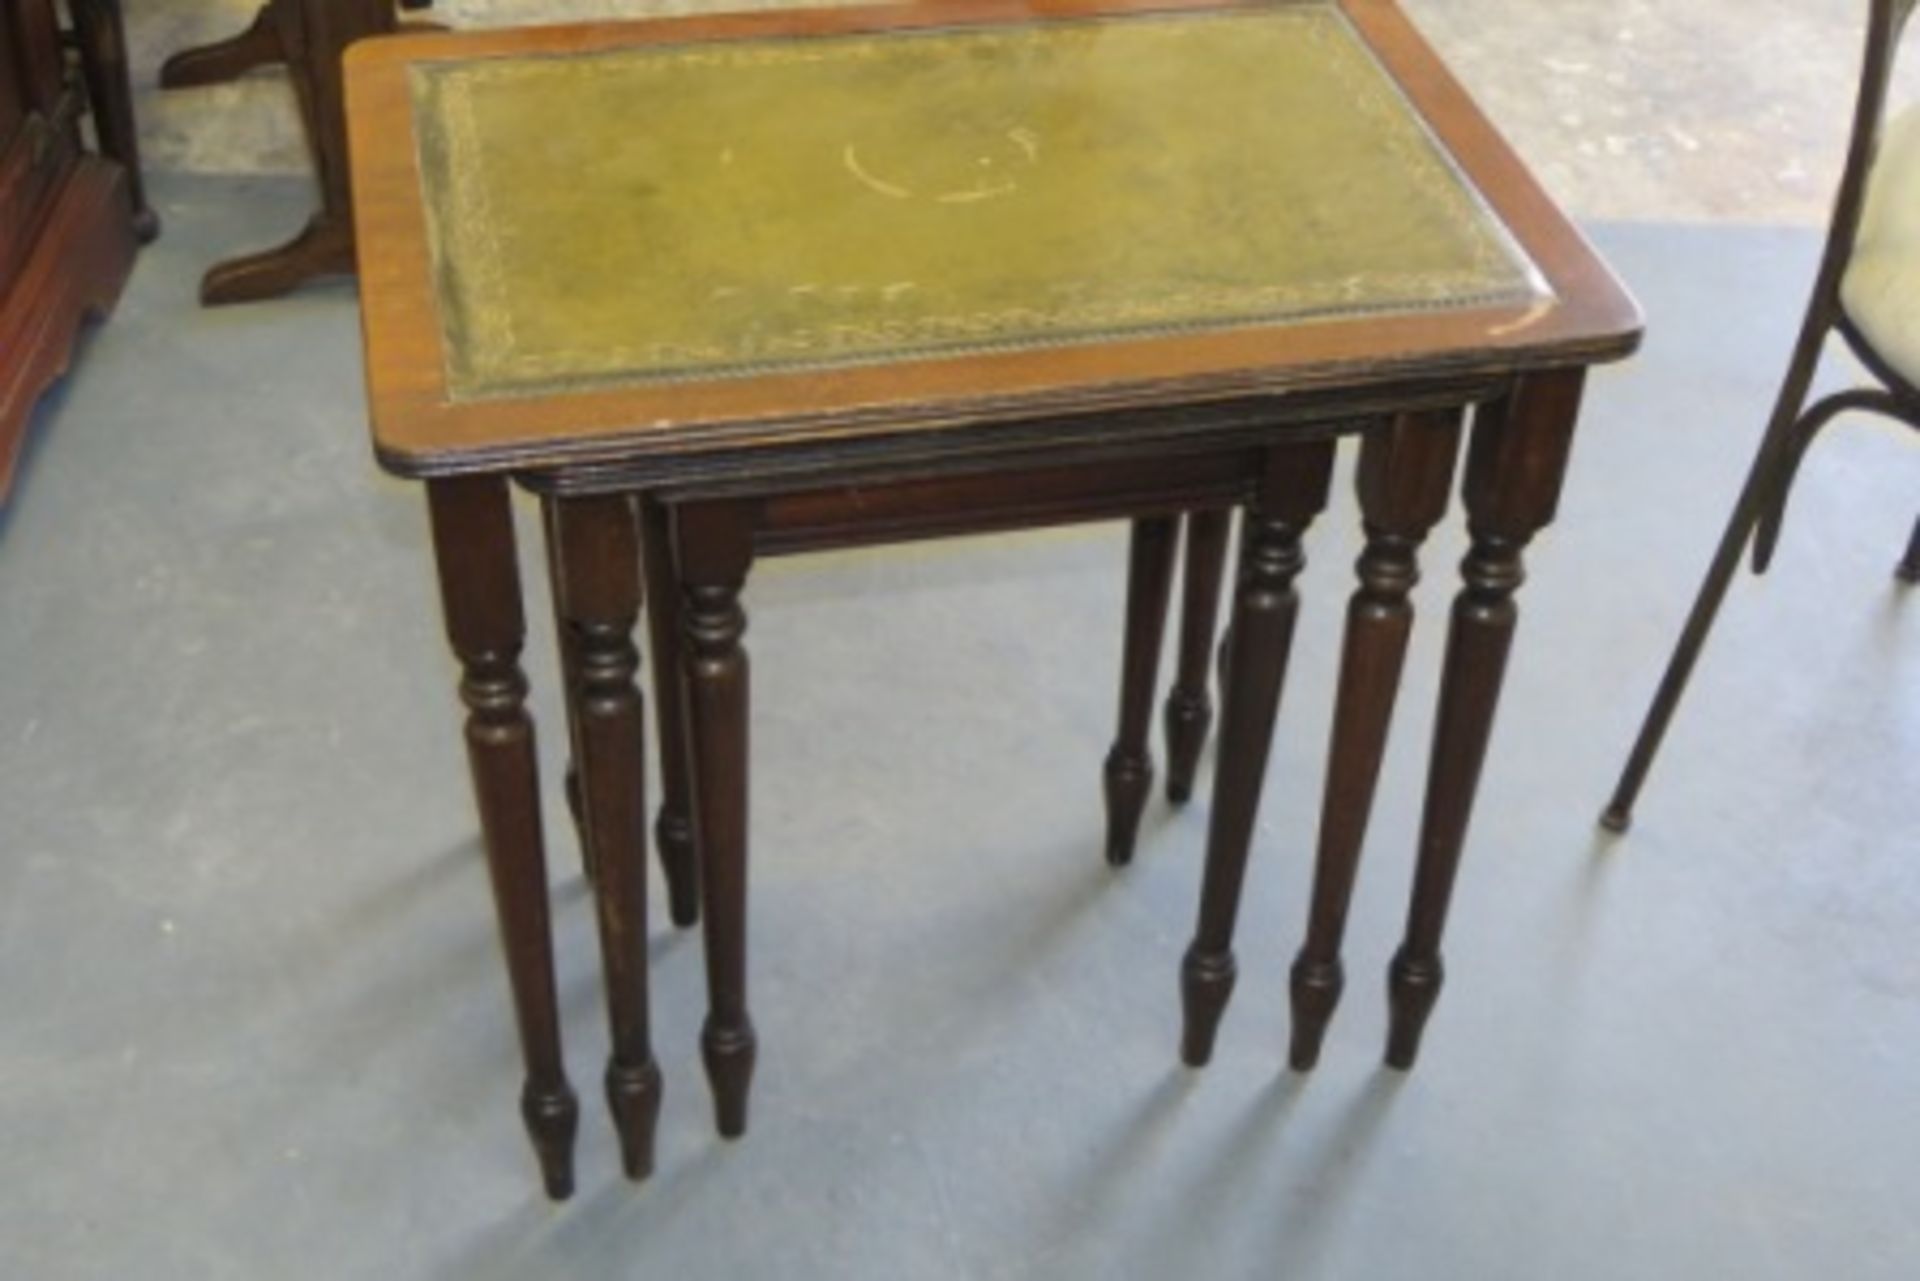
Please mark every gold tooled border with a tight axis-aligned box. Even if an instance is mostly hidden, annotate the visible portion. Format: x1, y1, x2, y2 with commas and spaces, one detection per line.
411, 4, 1548, 401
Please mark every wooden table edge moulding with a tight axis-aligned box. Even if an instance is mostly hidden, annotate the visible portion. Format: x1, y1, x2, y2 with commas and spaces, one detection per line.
344, 0, 1641, 1197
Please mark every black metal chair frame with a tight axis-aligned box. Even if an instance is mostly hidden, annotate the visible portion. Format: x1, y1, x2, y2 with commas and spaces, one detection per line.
1603, 0, 1920, 832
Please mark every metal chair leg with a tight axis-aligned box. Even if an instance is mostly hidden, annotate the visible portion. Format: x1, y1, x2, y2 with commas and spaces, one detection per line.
1601, 383, 1822, 832
1751, 388, 1905, 574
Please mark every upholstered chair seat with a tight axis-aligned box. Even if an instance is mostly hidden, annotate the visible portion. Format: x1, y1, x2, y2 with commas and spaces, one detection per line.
1841, 103, 1920, 386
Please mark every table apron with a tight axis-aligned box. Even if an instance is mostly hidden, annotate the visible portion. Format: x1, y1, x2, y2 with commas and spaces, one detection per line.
751, 445, 1258, 555
516, 373, 1504, 500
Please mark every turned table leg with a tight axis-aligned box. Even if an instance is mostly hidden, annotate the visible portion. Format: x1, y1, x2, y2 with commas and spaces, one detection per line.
676, 502, 758, 1138
1103, 516, 1178, 866
1163, 508, 1232, 804
426, 478, 577, 1199
1288, 411, 1462, 1070
543, 499, 595, 883
1180, 440, 1335, 1066
1386, 373, 1585, 1069
642, 497, 700, 927
548, 495, 664, 1180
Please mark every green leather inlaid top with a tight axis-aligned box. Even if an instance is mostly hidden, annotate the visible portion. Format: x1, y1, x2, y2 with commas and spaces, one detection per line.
410, 4, 1544, 400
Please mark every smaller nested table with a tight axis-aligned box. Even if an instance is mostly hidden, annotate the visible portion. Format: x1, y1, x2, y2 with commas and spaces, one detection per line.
345, 0, 1639, 1197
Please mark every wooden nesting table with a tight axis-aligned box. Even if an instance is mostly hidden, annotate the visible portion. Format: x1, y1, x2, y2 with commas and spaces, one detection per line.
345, 0, 1640, 1197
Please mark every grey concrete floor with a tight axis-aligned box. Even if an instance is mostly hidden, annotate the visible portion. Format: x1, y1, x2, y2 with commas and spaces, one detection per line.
2, 173, 1916, 1278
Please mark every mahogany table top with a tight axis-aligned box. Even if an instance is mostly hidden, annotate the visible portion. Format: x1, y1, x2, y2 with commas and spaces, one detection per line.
345, 0, 1640, 477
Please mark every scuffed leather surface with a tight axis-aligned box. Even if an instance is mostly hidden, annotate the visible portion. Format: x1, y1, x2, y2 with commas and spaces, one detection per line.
410, 4, 1542, 399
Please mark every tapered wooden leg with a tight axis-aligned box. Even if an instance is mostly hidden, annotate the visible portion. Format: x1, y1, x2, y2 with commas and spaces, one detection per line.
549, 495, 664, 1180
677, 502, 758, 1138
1103, 517, 1179, 865
67, 0, 159, 242
642, 497, 700, 927
1387, 374, 1585, 1069
1163, 508, 1232, 804
1288, 412, 1462, 1071
426, 478, 577, 1200
1180, 441, 1335, 1066
157, 2, 283, 88
1898, 513, 1920, 584
543, 500, 595, 882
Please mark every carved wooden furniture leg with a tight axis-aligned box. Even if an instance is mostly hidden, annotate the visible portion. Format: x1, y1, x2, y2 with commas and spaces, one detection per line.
677, 501, 758, 1137
1180, 440, 1335, 1066
199, 215, 354, 305
1386, 373, 1584, 1069
548, 494, 664, 1180
1102, 516, 1178, 866
1287, 411, 1461, 1071
641, 496, 700, 927
1163, 507, 1232, 804
552, 496, 698, 909
65, 0, 158, 242
198, 0, 390, 304
542, 499, 595, 881
1900, 513, 1920, 583
157, 1, 284, 88
426, 477, 578, 1199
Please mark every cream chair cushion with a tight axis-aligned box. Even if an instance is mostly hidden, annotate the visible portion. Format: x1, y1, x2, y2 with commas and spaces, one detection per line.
1841, 103, 1920, 386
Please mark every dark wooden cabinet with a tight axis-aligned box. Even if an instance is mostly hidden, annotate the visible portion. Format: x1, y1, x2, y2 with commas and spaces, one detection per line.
1, 0, 144, 503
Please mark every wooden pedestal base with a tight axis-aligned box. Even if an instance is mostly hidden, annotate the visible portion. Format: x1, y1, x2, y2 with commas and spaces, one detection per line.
159, 0, 414, 305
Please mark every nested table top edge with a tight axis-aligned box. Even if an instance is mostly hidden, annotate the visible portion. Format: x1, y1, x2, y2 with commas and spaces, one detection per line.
345, 0, 1643, 480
